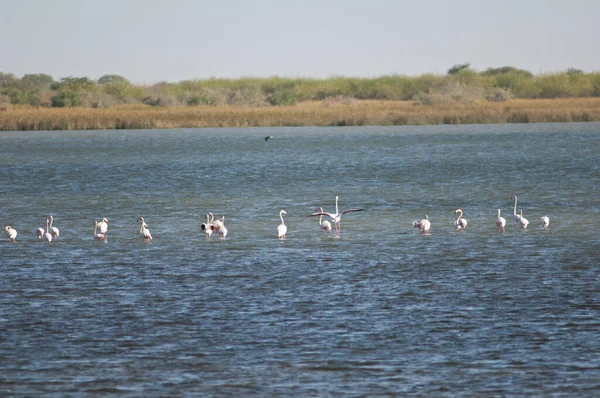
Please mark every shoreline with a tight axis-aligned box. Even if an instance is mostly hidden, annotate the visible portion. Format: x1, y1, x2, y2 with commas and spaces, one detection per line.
2, 98, 600, 131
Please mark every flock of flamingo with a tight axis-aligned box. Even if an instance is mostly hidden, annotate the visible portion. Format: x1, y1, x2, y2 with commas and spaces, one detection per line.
3, 195, 549, 244
412, 195, 550, 235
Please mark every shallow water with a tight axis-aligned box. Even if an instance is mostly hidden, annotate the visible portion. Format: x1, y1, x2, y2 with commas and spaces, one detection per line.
1, 123, 599, 396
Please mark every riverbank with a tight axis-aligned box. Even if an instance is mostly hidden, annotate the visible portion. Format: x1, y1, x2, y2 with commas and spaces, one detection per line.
1, 98, 600, 131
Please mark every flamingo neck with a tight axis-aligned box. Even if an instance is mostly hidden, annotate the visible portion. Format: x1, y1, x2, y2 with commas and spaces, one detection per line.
335, 196, 339, 215
280, 211, 285, 225
513, 196, 518, 215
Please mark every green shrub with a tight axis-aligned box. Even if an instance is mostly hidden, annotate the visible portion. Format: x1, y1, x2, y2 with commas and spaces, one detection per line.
537, 73, 570, 98
267, 89, 296, 106
51, 91, 83, 107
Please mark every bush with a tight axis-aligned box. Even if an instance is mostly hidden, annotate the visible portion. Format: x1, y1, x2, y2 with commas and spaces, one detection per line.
537, 73, 570, 98
51, 91, 83, 107
142, 94, 181, 107
415, 81, 484, 105
486, 87, 513, 102
227, 85, 267, 106
267, 89, 296, 106
0, 93, 11, 111
482, 66, 533, 78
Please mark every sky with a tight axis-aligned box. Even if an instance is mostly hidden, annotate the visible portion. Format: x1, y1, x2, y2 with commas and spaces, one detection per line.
1, 0, 598, 84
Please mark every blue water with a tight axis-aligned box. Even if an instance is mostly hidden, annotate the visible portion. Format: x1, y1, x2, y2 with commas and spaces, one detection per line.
1, 123, 599, 396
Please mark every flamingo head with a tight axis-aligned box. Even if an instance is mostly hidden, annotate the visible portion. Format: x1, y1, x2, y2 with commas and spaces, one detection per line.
102, 218, 108, 223
137, 216, 145, 222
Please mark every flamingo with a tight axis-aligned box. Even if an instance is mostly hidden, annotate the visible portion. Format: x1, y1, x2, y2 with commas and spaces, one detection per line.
44, 218, 52, 244
5, 226, 18, 242
541, 216, 550, 229
36, 227, 45, 239
278, 209, 287, 239
137, 216, 152, 241
212, 213, 224, 231
93, 220, 107, 241
201, 213, 215, 239
512, 196, 522, 224
496, 209, 506, 232
454, 208, 468, 231
216, 215, 228, 238
315, 207, 333, 236
308, 196, 365, 237
517, 209, 529, 230
97, 218, 109, 235
412, 214, 431, 235
48, 215, 59, 241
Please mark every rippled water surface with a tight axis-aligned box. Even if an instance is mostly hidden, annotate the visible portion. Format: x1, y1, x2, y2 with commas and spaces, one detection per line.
1, 123, 600, 396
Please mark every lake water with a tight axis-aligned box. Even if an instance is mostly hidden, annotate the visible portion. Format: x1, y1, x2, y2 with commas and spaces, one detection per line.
1, 123, 599, 396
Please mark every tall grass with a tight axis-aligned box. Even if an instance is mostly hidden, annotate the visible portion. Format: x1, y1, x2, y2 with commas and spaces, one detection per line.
2, 98, 600, 131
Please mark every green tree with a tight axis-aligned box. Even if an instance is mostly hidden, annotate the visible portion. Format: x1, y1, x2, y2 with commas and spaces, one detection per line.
0, 72, 17, 87
19, 73, 54, 90
447, 63, 471, 75
97, 74, 129, 85
481, 66, 533, 77
51, 77, 96, 92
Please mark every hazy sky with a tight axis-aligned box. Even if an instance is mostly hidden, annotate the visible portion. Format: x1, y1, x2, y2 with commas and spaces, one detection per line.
1, 0, 598, 83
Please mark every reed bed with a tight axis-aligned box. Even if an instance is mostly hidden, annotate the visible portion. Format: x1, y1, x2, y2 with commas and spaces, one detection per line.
2, 98, 600, 131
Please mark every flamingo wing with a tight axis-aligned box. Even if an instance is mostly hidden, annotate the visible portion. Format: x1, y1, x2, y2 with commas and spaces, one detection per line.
341, 208, 365, 215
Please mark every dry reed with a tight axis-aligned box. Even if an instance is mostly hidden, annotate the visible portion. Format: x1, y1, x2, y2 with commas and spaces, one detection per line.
1, 98, 600, 131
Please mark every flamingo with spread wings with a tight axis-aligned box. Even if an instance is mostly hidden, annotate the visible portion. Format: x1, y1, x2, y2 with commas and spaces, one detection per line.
308, 196, 365, 237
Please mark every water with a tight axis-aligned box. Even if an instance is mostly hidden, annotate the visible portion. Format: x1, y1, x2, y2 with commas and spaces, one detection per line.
1, 123, 599, 396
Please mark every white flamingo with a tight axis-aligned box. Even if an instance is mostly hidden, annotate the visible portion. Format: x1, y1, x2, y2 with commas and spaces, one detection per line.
44, 218, 53, 244
36, 227, 45, 239
517, 209, 529, 230
541, 216, 550, 229
316, 207, 333, 236
212, 214, 224, 231
512, 196, 522, 224
137, 216, 152, 241
454, 208, 468, 231
496, 209, 506, 233
5, 225, 18, 242
48, 215, 60, 241
216, 215, 228, 238
97, 218, 109, 235
201, 213, 215, 239
93, 220, 107, 241
412, 214, 431, 234
308, 196, 365, 237
278, 209, 287, 239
